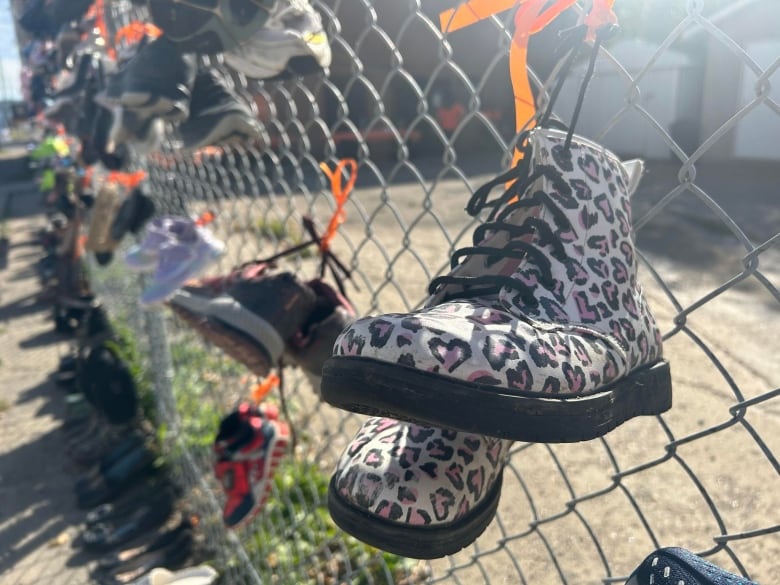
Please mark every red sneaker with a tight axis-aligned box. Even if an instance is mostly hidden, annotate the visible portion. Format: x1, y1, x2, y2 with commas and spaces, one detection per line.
214, 403, 289, 529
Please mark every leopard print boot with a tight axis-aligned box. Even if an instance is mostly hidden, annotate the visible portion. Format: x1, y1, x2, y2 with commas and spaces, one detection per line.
322, 127, 671, 443
328, 417, 510, 559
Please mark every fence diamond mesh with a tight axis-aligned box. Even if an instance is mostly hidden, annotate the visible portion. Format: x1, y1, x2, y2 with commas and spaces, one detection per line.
92, 1, 780, 583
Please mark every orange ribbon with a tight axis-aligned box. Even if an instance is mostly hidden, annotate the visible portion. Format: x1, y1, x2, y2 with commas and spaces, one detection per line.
318, 159, 357, 254
251, 373, 280, 404
195, 210, 215, 227
107, 170, 146, 190
115, 22, 163, 47
440, 0, 616, 165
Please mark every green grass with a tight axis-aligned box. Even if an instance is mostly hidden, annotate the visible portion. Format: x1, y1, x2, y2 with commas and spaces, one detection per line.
167, 342, 423, 585
230, 216, 314, 259
247, 459, 424, 585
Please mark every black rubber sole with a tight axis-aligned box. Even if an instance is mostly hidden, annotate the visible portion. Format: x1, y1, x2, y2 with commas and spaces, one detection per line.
321, 357, 672, 443
328, 471, 503, 559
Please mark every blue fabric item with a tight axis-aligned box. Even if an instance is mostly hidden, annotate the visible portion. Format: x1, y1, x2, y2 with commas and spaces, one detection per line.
627, 548, 758, 585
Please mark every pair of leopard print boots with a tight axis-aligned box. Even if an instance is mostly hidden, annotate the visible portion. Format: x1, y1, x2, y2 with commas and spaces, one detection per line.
321, 127, 672, 558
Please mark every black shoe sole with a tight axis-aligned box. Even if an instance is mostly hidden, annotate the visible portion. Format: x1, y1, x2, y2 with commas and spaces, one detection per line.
321, 357, 672, 443
328, 470, 502, 559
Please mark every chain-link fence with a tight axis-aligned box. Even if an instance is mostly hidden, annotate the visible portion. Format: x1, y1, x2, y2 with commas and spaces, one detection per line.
92, 1, 780, 583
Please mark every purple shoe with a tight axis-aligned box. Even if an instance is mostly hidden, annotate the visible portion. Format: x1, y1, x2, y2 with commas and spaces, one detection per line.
124, 216, 192, 272
140, 225, 224, 306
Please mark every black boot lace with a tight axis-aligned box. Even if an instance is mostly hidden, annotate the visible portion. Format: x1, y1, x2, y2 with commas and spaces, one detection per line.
427, 24, 613, 307
428, 150, 574, 307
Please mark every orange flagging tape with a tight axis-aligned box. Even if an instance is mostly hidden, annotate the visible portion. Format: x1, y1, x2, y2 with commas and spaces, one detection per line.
115, 21, 163, 46
440, 0, 616, 166
251, 373, 280, 404
195, 210, 215, 227
107, 170, 146, 190
318, 159, 357, 254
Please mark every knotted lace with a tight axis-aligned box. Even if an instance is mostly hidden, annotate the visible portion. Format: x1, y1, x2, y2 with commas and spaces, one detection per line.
427, 24, 613, 307
428, 140, 574, 307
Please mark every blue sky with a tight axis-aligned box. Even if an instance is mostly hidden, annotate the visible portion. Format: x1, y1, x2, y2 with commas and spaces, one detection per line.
0, 0, 21, 100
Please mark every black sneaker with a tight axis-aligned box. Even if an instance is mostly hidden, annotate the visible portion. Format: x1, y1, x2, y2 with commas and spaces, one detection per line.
52, 51, 95, 99
148, 0, 277, 54
110, 187, 157, 243
84, 106, 130, 171
114, 35, 197, 122
177, 69, 262, 150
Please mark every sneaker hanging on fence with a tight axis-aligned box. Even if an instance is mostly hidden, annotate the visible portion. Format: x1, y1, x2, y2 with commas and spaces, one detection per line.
172, 265, 355, 383
322, 124, 672, 443
214, 403, 289, 529
148, 0, 277, 54
110, 186, 156, 244
329, 417, 509, 559
225, 0, 332, 81
85, 182, 121, 263
176, 69, 263, 151
105, 34, 197, 123
625, 547, 758, 585
167, 211, 356, 380
140, 219, 224, 306
124, 215, 199, 272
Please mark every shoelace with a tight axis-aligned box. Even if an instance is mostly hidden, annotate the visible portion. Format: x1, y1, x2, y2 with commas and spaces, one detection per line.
428, 150, 573, 307
428, 25, 612, 307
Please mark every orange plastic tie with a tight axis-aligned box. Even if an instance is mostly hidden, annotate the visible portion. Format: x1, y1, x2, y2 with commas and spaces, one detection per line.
439, 1, 576, 166
584, 0, 617, 41
195, 210, 215, 227
115, 22, 163, 46
251, 373, 280, 404
107, 170, 146, 190
318, 159, 357, 254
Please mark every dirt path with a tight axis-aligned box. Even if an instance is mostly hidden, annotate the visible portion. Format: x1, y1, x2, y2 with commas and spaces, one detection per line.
0, 185, 93, 584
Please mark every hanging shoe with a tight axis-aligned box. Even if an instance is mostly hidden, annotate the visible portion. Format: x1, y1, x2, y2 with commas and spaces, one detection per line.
225, 0, 331, 80
322, 127, 672, 443
214, 403, 289, 529
125, 216, 202, 272
85, 183, 121, 259
148, 0, 277, 54
106, 105, 166, 155
625, 547, 758, 585
167, 263, 317, 376
113, 35, 197, 122
52, 51, 94, 99
329, 417, 509, 559
110, 186, 157, 244
177, 69, 263, 151
140, 223, 224, 306
85, 183, 120, 250
283, 279, 355, 388
127, 565, 218, 585
83, 106, 131, 171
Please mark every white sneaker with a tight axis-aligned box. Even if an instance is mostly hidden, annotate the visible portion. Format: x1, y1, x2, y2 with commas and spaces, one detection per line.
225, 0, 331, 80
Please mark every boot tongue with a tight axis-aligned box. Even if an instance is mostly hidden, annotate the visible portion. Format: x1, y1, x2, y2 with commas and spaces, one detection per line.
621, 159, 645, 196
